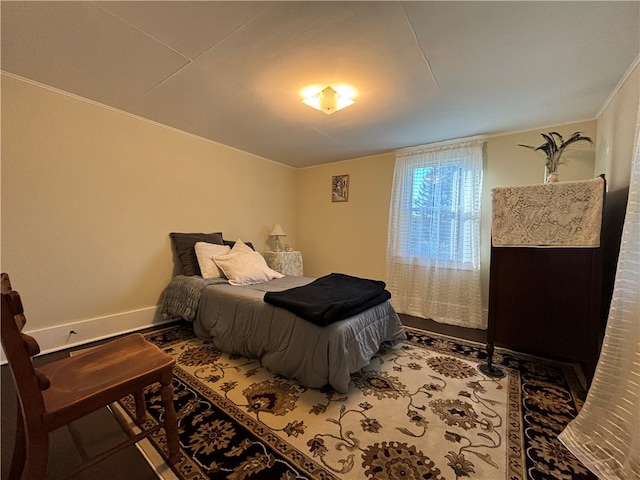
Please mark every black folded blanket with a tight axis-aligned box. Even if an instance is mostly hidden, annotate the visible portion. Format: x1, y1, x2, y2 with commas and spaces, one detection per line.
263, 273, 391, 327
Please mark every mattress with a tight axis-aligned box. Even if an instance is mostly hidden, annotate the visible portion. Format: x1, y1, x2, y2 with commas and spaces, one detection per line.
190, 275, 406, 392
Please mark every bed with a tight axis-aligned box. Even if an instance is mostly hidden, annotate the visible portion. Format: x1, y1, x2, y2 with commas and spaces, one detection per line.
162, 234, 406, 393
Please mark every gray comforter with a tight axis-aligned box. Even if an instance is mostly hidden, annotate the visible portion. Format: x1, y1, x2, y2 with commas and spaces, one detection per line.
162, 275, 406, 392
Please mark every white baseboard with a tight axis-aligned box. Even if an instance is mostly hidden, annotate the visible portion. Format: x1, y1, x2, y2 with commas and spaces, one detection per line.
1, 306, 178, 364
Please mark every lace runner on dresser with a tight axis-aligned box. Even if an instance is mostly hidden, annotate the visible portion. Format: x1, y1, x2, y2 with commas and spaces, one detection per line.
491, 177, 604, 248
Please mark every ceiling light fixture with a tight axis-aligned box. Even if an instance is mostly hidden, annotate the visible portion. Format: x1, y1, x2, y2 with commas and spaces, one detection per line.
302, 85, 355, 115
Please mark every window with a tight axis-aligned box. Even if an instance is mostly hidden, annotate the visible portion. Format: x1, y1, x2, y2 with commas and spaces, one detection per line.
386, 140, 484, 328
390, 143, 482, 270
408, 161, 476, 267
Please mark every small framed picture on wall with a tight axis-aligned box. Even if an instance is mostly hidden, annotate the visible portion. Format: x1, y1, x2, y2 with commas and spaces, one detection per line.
331, 174, 349, 202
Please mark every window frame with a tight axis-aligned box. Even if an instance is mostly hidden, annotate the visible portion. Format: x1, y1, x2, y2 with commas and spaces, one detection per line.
390, 149, 482, 271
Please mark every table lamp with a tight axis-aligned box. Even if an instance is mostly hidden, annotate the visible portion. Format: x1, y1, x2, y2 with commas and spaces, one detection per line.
269, 224, 286, 252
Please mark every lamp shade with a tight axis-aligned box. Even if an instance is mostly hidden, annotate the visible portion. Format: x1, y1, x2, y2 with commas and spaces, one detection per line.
269, 224, 286, 237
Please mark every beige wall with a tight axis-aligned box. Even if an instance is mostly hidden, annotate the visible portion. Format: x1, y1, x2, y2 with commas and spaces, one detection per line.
1, 75, 297, 331
591, 62, 639, 317
595, 63, 639, 192
296, 153, 396, 280
296, 120, 598, 319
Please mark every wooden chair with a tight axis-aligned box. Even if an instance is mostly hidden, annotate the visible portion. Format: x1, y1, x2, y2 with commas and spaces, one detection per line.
1, 273, 180, 479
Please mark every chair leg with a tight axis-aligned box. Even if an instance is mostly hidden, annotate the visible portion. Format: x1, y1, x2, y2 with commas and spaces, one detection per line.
9, 400, 26, 480
22, 430, 49, 480
133, 389, 146, 423
160, 372, 180, 464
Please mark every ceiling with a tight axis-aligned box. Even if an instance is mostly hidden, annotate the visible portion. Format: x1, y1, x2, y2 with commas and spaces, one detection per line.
2, 1, 639, 168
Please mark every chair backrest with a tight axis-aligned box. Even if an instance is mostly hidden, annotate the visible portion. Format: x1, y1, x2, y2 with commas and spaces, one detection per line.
1, 273, 49, 424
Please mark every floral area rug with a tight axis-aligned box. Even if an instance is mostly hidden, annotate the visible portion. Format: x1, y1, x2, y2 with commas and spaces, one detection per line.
114, 322, 595, 480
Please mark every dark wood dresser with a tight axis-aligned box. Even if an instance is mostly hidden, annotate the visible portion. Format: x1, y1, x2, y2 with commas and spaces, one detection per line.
484, 176, 606, 383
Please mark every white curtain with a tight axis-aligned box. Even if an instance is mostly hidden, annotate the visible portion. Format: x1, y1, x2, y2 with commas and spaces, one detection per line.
558, 109, 640, 478
386, 140, 485, 329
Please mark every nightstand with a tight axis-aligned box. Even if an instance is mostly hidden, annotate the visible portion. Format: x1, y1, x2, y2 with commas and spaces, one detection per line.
264, 251, 303, 276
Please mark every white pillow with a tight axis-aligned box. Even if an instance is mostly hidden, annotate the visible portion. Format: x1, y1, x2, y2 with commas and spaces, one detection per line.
194, 242, 231, 279
214, 239, 284, 286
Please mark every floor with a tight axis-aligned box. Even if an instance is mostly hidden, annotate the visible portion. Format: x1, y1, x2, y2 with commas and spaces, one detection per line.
1, 315, 485, 479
